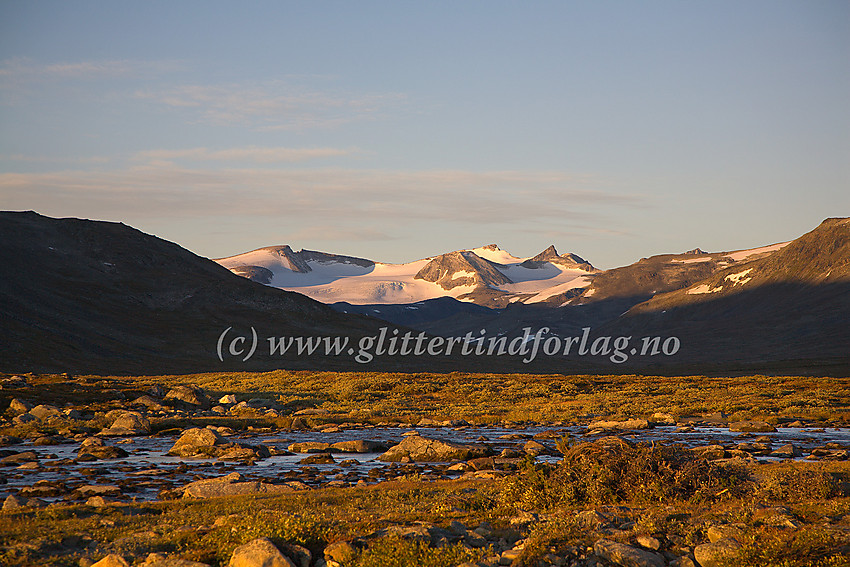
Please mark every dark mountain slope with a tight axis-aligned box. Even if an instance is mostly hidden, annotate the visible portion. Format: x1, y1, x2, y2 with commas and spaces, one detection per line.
604, 218, 850, 368
0, 212, 397, 374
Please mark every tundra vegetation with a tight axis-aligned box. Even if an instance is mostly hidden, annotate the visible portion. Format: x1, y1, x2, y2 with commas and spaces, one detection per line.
0, 371, 848, 566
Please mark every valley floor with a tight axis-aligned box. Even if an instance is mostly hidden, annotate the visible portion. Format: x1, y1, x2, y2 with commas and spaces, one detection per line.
0, 371, 848, 566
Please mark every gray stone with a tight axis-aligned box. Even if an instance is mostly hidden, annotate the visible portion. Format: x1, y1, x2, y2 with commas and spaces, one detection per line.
180, 472, 295, 498
379, 435, 489, 462
288, 441, 331, 453
593, 539, 665, 567
770, 443, 801, 458
167, 427, 224, 457
8, 398, 31, 414
635, 535, 661, 551
91, 555, 130, 567
140, 552, 211, 566
330, 440, 388, 453
78, 437, 129, 460
693, 538, 743, 567
588, 418, 651, 431
164, 385, 210, 408
728, 420, 776, 433
228, 537, 295, 567
30, 404, 62, 420
100, 410, 151, 436
324, 541, 357, 564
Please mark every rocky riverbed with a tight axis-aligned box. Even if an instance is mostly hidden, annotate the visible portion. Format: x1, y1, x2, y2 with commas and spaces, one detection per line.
1, 374, 849, 566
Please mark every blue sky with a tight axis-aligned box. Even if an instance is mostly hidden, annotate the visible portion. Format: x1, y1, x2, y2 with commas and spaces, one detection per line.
1, 1, 848, 268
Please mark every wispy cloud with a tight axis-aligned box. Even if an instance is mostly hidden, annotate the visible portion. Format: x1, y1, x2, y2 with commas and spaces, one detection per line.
134, 81, 406, 130
0, 57, 182, 82
0, 163, 646, 226
133, 146, 358, 164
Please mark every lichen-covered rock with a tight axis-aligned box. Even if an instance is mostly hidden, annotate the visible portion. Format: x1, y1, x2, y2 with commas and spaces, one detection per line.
140, 552, 211, 566
593, 538, 665, 567
228, 537, 295, 567
180, 472, 296, 498
694, 538, 743, 567
91, 555, 130, 567
330, 440, 388, 453
164, 385, 210, 408
167, 427, 224, 457
100, 410, 151, 436
379, 434, 489, 462
728, 420, 776, 433
77, 437, 129, 460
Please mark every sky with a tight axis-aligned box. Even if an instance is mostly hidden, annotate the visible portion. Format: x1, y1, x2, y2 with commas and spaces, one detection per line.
1, 1, 848, 269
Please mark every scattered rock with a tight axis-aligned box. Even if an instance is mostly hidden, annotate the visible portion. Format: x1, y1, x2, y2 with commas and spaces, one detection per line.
593, 538, 665, 567
293, 407, 328, 416
8, 398, 32, 414
588, 419, 650, 431
324, 541, 357, 564
164, 385, 210, 408
330, 440, 388, 453
523, 440, 547, 455
91, 555, 130, 567
219, 394, 238, 404
180, 472, 295, 498
78, 437, 129, 460
228, 537, 295, 567
0, 376, 28, 389
770, 443, 802, 458
29, 404, 62, 420
12, 413, 36, 424
693, 538, 743, 567
100, 410, 151, 436
300, 453, 335, 465
2, 494, 28, 510
379, 435, 489, 462
288, 441, 332, 453
140, 552, 211, 566
648, 412, 676, 425
635, 534, 661, 551
0, 451, 39, 465
728, 421, 776, 433
167, 428, 225, 457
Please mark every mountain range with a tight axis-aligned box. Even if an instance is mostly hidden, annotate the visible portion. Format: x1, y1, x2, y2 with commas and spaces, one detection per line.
1, 211, 848, 375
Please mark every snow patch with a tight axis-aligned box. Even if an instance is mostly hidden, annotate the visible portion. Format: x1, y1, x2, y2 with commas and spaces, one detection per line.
687, 284, 723, 295
725, 268, 754, 286
724, 242, 790, 262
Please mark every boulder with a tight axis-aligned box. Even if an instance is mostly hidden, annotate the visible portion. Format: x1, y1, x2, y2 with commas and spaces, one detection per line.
2, 494, 28, 510
8, 398, 31, 414
140, 552, 211, 566
228, 537, 295, 567
100, 410, 151, 436
164, 385, 210, 408
728, 420, 776, 433
77, 437, 129, 460
288, 441, 332, 453
770, 443, 802, 458
167, 428, 225, 457
29, 404, 62, 420
133, 395, 167, 411
588, 419, 650, 431
324, 541, 357, 564
91, 555, 130, 567
694, 538, 743, 567
379, 435, 489, 462
180, 472, 295, 498
330, 440, 388, 453
593, 539, 665, 567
